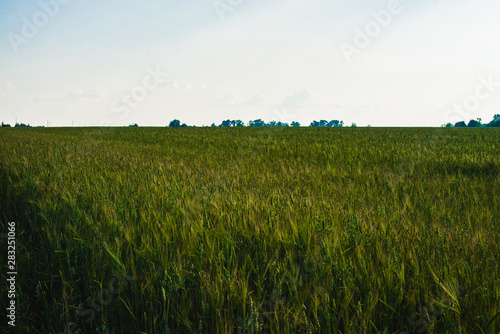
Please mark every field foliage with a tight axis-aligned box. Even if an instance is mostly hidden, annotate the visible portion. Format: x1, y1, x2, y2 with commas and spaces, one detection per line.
0, 127, 499, 333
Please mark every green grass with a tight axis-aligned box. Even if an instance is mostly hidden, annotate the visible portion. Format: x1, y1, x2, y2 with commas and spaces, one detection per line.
0, 127, 499, 333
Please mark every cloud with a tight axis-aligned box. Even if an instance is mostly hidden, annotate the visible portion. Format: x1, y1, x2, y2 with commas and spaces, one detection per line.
33, 87, 108, 102
240, 94, 268, 108
86, 86, 108, 98
210, 93, 269, 108
164, 79, 179, 89
66, 86, 108, 99
178, 82, 192, 90
0, 82, 15, 100
32, 94, 49, 102
282, 88, 323, 108
210, 92, 243, 107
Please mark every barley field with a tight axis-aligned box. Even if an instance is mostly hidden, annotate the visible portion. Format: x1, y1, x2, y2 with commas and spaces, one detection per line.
0, 127, 499, 333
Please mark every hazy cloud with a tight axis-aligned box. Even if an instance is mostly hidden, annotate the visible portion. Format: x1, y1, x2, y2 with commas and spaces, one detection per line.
210, 93, 243, 107
211, 93, 269, 108
282, 89, 324, 108
240, 94, 268, 108
66, 86, 108, 99
0, 82, 15, 100
33, 87, 108, 102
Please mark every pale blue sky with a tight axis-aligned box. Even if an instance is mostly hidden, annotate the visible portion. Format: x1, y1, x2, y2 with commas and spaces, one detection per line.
1, 0, 499, 126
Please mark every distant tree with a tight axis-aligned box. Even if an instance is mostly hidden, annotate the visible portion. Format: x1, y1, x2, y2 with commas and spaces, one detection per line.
488, 114, 500, 127
327, 120, 341, 127
276, 121, 289, 127
310, 120, 342, 127
1, 122, 11, 127
128, 123, 138, 127
454, 121, 467, 128
467, 119, 481, 127
291, 121, 300, 127
218, 119, 245, 127
351, 122, 357, 127
249, 119, 265, 127
181, 123, 187, 127
211, 123, 216, 127
310, 120, 328, 127
14, 122, 31, 127
444, 122, 454, 128
168, 119, 182, 127
219, 120, 232, 127
267, 120, 277, 127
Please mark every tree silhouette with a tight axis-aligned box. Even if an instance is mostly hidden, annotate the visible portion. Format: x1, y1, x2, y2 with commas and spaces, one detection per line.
488, 114, 500, 127
467, 119, 481, 127
310, 120, 343, 127
168, 119, 181, 127
220, 120, 232, 127
249, 119, 266, 127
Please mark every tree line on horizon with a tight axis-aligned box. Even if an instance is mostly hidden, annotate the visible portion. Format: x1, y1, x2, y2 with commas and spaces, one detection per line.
442, 114, 500, 128
2, 114, 500, 128
168, 119, 350, 128
1, 122, 43, 128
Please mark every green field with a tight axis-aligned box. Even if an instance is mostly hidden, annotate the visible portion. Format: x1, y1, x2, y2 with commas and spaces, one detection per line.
1, 127, 499, 333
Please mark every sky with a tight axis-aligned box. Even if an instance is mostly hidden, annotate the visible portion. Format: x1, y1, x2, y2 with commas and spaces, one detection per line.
1, 0, 500, 127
